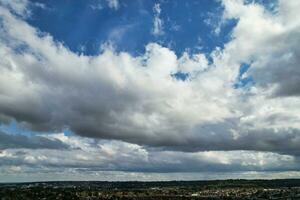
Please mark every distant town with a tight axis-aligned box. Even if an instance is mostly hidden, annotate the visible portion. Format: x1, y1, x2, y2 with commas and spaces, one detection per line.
1, 179, 300, 199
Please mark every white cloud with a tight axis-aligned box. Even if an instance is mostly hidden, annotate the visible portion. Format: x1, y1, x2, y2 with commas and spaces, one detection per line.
0, 0, 29, 17
90, 3, 103, 11
0, 0, 300, 178
0, 0, 300, 154
106, 0, 119, 10
152, 3, 164, 36
221, 0, 300, 97
0, 5, 237, 150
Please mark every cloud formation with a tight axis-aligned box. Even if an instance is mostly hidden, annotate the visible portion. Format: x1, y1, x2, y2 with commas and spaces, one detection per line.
0, 0, 300, 154
152, 3, 164, 36
0, 0, 300, 180
106, 0, 119, 10
222, 0, 300, 97
0, 131, 69, 149
0, 133, 298, 174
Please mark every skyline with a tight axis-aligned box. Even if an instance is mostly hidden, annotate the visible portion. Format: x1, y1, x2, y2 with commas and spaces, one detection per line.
1, 0, 300, 182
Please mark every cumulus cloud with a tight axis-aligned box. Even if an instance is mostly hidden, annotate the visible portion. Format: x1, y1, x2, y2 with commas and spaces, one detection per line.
0, 0, 300, 175
0, 5, 237, 150
222, 0, 300, 97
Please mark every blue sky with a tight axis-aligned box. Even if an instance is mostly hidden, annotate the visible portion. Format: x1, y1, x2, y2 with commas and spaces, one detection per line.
1, 0, 300, 182
26, 0, 236, 56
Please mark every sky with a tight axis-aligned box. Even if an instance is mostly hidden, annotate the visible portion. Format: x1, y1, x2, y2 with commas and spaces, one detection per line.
0, 0, 300, 182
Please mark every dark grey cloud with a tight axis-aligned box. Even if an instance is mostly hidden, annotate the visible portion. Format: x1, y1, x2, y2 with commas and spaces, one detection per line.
249, 31, 300, 97
156, 122, 300, 156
